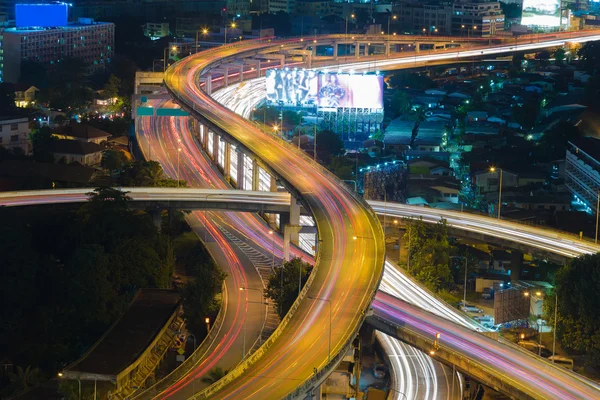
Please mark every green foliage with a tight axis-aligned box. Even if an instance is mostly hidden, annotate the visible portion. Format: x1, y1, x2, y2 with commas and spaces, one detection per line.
180, 240, 226, 337
387, 72, 435, 90
121, 160, 186, 187
103, 74, 121, 100
0, 188, 175, 379
549, 254, 600, 367
328, 156, 355, 181
0, 83, 18, 114
201, 367, 230, 385
403, 218, 453, 292
512, 101, 540, 131
536, 121, 583, 162
554, 48, 566, 64
578, 41, 600, 74
264, 257, 312, 319
316, 129, 344, 163
390, 90, 412, 117
101, 149, 128, 172
29, 125, 57, 163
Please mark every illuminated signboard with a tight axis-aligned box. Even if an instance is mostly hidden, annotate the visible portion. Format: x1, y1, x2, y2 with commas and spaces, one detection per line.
16, 3, 69, 28
265, 69, 384, 110
522, 0, 560, 27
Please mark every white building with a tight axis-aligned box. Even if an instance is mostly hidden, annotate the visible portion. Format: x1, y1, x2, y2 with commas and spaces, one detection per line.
565, 138, 600, 214
0, 116, 31, 154
2, 18, 114, 83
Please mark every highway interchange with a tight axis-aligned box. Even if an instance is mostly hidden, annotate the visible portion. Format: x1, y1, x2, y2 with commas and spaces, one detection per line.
6, 31, 600, 399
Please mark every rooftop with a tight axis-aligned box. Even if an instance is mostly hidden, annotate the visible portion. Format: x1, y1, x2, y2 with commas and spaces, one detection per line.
49, 139, 105, 156
0, 160, 95, 184
65, 289, 181, 377
55, 122, 112, 140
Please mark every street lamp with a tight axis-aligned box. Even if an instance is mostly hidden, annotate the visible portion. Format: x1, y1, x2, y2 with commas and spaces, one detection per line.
450, 256, 468, 307
177, 146, 182, 188
164, 45, 177, 72
239, 287, 265, 359
387, 14, 397, 37
489, 166, 503, 220
307, 296, 332, 363
523, 290, 544, 355
224, 22, 236, 45
188, 333, 197, 394
196, 28, 209, 54
552, 290, 558, 363
344, 13, 355, 62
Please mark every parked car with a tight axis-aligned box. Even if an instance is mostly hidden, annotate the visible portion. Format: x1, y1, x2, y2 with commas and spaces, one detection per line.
548, 356, 574, 370
373, 365, 387, 379
518, 341, 552, 358
461, 305, 484, 313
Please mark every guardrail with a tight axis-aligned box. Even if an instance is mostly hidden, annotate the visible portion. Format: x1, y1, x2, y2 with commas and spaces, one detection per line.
132, 282, 227, 399
166, 36, 385, 399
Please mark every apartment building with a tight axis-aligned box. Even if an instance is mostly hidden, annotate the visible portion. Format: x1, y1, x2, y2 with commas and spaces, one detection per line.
0, 117, 31, 155
566, 138, 600, 214
453, 0, 505, 37
2, 18, 114, 83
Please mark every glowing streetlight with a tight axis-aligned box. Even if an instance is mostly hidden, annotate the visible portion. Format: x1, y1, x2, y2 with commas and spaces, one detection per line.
489, 166, 502, 220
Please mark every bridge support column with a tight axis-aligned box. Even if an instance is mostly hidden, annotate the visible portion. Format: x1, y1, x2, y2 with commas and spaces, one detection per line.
283, 224, 302, 261
252, 159, 260, 191
199, 124, 207, 149
236, 151, 245, 190
204, 74, 212, 94
312, 44, 317, 57
239, 65, 244, 82
510, 250, 522, 283
223, 69, 229, 86
224, 141, 231, 181
212, 133, 220, 163
355, 42, 360, 57
385, 41, 390, 57
267, 175, 278, 227
150, 209, 162, 232
333, 42, 338, 59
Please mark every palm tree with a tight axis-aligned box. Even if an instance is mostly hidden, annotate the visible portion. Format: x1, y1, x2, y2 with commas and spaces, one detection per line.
10, 365, 42, 391
143, 161, 165, 186
201, 367, 230, 385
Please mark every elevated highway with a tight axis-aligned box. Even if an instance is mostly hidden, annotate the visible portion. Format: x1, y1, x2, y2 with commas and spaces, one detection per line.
4, 189, 597, 262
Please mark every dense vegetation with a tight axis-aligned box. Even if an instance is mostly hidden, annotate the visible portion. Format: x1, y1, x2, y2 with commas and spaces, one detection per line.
0, 188, 175, 394
265, 257, 312, 319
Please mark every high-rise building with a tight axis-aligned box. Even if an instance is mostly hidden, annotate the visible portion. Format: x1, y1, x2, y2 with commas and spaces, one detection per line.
393, 0, 505, 37
2, 3, 114, 83
566, 138, 600, 214
3, 18, 114, 83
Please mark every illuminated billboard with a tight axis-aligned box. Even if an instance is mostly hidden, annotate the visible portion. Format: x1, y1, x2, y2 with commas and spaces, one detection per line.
16, 3, 69, 28
265, 69, 384, 110
522, 0, 560, 27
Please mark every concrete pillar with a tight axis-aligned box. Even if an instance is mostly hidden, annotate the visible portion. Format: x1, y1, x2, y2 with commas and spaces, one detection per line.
212, 133, 219, 163
333, 42, 338, 59
223, 69, 229, 86
510, 251, 522, 283
202, 126, 209, 150
283, 224, 302, 260
150, 209, 162, 232
305, 54, 312, 69
280, 57, 285, 68
224, 141, 231, 180
385, 42, 390, 57
252, 159, 260, 191
312, 45, 317, 57
355, 42, 360, 57
236, 151, 245, 190
239, 65, 244, 81
204, 74, 212, 94
415, 42, 421, 53
267, 175, 278, 226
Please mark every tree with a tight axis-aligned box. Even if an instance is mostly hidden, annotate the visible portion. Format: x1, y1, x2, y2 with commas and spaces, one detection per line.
578, 41, 600, 74
390, 90, 412, 117
201, 367, 230, 385
101, 149, 127, 172
536, 121, 583, 162
19, 61, 49, 89
265, 257, 312, 319
536, 50, 551, 67
512, 53, 524, 69
103, 74, 121, 100
554, 48, 566, 64
402, 218, 453, 292
8, 366, 42, 393
29, 126, 57, 163
0, 82, 17, 114
512, 101, 540, 131
316, 129, 344, 163
547, 254, 600, 367
387, 72, 435, 90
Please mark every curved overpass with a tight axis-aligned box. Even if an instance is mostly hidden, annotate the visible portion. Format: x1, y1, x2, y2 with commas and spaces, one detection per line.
165, 39, 386, 399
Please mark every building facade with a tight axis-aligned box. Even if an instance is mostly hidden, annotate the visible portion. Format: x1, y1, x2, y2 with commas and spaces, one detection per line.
0, 117, 31, 154
393, 0, 504, 37
2, 19, 114, 83
565, 138, 600, 214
